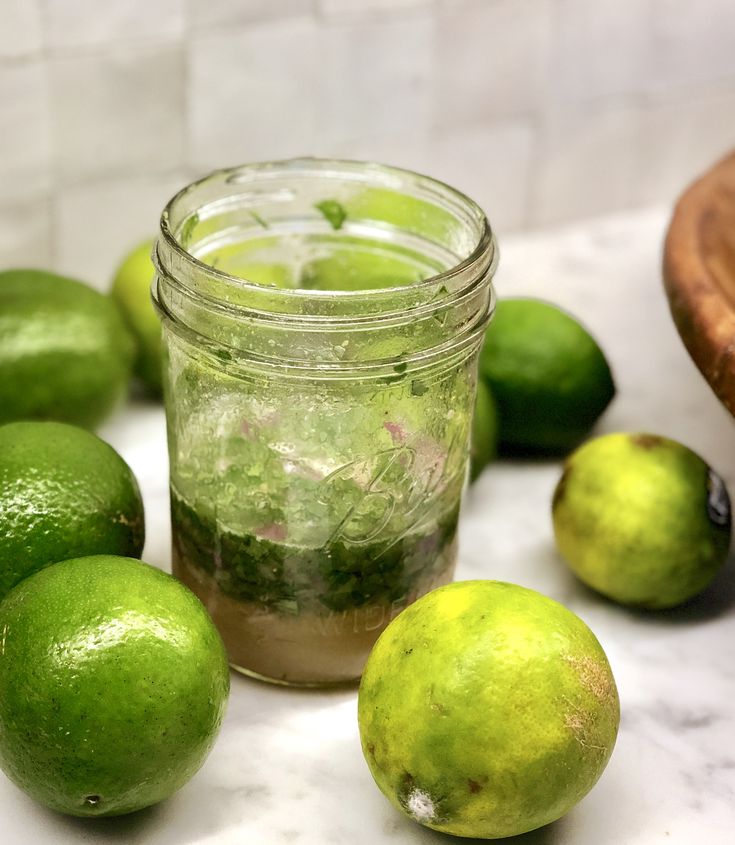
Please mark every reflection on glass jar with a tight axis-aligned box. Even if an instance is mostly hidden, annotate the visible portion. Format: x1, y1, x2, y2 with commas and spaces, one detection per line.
153, 159, 497, 686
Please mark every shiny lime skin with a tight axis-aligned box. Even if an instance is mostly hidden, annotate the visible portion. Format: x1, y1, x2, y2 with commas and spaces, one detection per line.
552, 432, 732, 608
110, 242, 162, 395
0, 422, 144, 600
0, 555, 230, 817
480, 298, 615, 455
0, 269, 135, 428
358, 580, 619, 839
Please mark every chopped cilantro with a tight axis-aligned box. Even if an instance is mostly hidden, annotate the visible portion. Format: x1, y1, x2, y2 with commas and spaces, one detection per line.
172, 492, 459, 615
249, 210, 269, 229
315, 199, 347, 230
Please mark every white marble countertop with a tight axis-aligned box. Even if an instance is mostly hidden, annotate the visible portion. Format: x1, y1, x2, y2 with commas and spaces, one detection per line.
3, 207, 735, 844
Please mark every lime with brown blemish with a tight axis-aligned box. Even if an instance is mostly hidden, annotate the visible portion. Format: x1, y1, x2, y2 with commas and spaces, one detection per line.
552, 432, 731, 609
358, 580, 619, 839
0, 555, 230, 817
0, 421, 144, 600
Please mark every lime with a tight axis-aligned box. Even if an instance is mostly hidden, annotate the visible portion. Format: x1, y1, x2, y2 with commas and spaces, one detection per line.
111, 241, 162, 395
0, 555, 230, 817
552, 432, 731, 608
470, 380, 498, 482
479, 298, 615, 454
346, 186, 456, 243
300, 248, 423, 291
0, 269, 134, 428
0, 421, 144, 600
358, 580, 619, 839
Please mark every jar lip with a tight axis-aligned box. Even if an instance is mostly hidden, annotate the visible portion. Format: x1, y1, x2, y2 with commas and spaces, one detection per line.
157, 157, 494, 306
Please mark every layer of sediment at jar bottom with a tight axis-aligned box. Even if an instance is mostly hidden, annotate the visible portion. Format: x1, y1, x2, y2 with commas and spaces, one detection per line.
170, 492, 459, 686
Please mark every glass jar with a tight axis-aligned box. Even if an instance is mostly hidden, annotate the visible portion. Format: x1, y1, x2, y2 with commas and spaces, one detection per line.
153, 159, 496, 686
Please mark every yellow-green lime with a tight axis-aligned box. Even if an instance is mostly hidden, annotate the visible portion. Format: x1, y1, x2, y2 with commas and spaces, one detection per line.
0, 269, 135, 428
552, 432, 731, 608
346, 186, 455, 243
300, 248, 424, 291
198, 236, 295, 288
0, 421, 144, 600
470, 380, 498, 482
479, 298, 615, 454
358, 580, 619, 839
0, 555, 230, 817
111, 241, 162, 395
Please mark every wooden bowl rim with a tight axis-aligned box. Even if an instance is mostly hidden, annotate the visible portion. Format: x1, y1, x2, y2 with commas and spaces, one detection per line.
663, 149, 735, 416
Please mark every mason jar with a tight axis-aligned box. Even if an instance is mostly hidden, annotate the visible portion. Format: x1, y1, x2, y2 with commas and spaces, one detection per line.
153, 159, 497, 686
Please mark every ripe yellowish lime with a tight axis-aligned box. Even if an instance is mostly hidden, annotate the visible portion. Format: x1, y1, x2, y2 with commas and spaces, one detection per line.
553, 432, 731, 608
358, 580, 619, 838
111, 241, 162, 395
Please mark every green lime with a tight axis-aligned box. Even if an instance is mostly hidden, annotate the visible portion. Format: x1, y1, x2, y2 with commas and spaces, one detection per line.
300, 248, 422, 291
111, 241, 162, 395
552, 432, 731, 608
0, 421, 144, 600
358, 580, 619, 839
346, 187, 456, 243
470, 380, 498, 482
198, 236, 297, 289
0, 555, 230, 817
479, 298, 615, 454
0, 269, 134, 428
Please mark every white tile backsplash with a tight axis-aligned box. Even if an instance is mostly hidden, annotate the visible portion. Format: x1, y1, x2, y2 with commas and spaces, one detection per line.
635, 83, 735, 206
553, 0, 651, 103
0, 201, 52, 269
326, 132, 435, 181
530, 103, 643, 227
0, 0, 42, 58
651, 0, 735, 93
52, 171, 192, 289
318, 13, 434, 146
188, 0, 313, 30
428, 121, 535, 235
1, 0, 735, 273
436, 0, 553, 124
317, 0, 431, 16
49, 45, 185, 181
188, 18, 319, 168
0, 61, 51, 204
41, 0, 186, 50
329, 119, 535, 234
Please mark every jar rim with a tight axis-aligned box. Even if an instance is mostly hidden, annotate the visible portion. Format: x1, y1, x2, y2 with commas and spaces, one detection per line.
155, 157, 496, 317
153, 158, 497, 376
